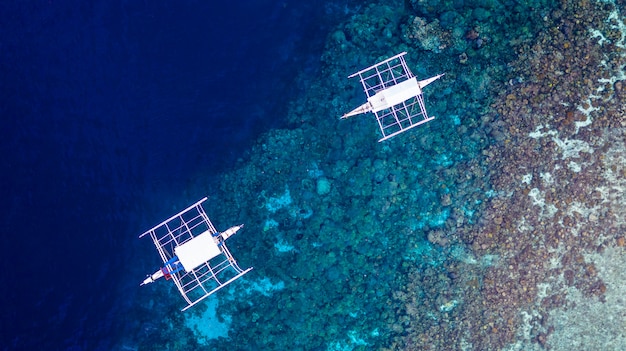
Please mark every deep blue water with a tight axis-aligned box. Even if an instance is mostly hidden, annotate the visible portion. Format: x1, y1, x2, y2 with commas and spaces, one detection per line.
1, 1, 357, 349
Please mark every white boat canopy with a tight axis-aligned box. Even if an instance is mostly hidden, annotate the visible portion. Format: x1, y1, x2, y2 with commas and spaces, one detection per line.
139, 197, 252, 311
342, 52, 444, 142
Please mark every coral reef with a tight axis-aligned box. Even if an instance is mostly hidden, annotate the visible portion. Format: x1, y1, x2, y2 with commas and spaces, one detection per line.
120, 0, 625, 349
403, 17, 453, 53
386, 0, 626, 349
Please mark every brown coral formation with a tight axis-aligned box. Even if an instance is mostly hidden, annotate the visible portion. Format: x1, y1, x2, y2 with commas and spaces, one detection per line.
390, 0, 626, 350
